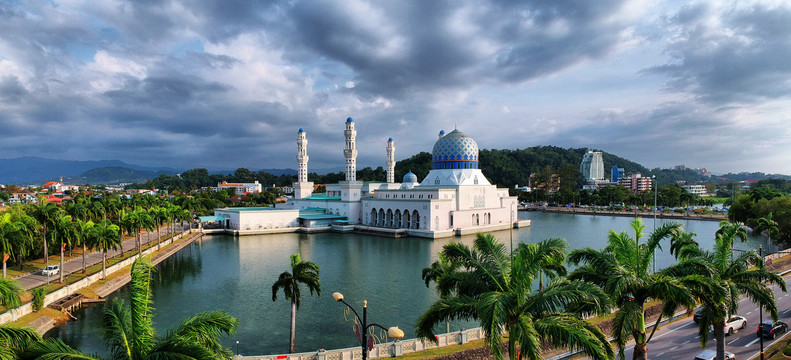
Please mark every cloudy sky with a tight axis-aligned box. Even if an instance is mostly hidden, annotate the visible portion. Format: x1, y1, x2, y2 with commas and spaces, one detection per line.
1, 0, 790, 174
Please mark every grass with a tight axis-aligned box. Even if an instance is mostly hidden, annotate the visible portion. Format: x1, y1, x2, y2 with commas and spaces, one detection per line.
396, 338, 489, 359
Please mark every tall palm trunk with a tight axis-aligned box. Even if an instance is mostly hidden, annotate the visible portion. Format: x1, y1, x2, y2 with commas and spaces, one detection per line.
101, 248, 107, 279
82, 245, 87, 274
632, 312, 647, 360
2, 254, 7, 279
157, 225, 161, 251
714, 321, 726, 360
290, 298, 297, 353
59, 242, 64, 283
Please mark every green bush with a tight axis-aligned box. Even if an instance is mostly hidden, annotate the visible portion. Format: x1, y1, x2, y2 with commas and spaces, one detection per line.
783, 344, 791, 356
31, 288, 46, 311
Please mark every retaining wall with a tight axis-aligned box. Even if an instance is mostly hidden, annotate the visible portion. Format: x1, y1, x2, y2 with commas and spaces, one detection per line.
0, 230, 193, 325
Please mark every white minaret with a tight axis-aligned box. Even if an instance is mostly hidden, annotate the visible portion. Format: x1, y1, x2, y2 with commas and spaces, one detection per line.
343, 117, 357, 182
386, 137, 395, 183
297, 128, 308, 183
293, 128, 314, 200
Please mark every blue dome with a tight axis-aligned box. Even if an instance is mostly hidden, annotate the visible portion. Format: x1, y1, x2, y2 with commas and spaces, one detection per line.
388, 137, 393, 142
298, 128, 305, 133
403, 172, 418, 183
431, 129, 479, 170
346, 117, 354, 122
439, 130, 445, 135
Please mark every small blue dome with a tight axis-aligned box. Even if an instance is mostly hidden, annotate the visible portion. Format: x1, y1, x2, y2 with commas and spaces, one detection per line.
388, 137, 393, 142
439, 130, 445, 135
346, 117, 354, 122
298, 128, 305, 133
403, 172, 418, 183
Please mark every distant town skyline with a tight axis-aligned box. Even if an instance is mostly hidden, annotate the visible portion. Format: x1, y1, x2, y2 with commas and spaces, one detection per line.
1, 1, 789, 174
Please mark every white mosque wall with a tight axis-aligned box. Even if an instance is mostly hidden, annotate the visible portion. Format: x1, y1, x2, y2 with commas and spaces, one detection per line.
215, 208, 300, 231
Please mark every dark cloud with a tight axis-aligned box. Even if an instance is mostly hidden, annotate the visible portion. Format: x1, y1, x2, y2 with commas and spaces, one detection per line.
649, 3, 791, 104
0, 76, 28, 103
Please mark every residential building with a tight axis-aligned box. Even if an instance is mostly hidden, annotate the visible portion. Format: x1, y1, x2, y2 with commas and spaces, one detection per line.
580, 151, 605, 182
213, 181, 262, 194
618, 173, 653, 192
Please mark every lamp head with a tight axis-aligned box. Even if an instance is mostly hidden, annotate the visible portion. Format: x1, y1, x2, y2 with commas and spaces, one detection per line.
332, 292, 344, 302
388, 327, 405, 339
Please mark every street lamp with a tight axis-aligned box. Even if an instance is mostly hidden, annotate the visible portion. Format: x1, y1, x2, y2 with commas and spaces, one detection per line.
759, 245, 764, 360
652, 175, 658, 273
235, 340, 239, 356
332, 292, 404, 360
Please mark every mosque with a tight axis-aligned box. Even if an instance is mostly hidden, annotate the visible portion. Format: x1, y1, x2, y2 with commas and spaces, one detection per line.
210, 117, 526, 238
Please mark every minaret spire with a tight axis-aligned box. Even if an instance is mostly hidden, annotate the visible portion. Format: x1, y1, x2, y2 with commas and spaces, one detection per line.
386, 137, 395, 183
344, 117, 358, 182
293, 128, 314, 200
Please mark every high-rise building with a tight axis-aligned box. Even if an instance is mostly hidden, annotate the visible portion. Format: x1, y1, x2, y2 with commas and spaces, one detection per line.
611, 165, 624, 182
580, 151, 605, 181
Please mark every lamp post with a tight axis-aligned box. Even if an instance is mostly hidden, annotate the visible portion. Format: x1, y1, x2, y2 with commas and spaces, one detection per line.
652, 175, 658, 273
759, 245, 764, 360
332, 292, 404, 360
235, 340, 239, 356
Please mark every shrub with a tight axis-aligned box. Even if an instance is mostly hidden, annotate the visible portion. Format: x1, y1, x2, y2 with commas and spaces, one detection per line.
31, 288, 46, 311
783, 344, 791, 357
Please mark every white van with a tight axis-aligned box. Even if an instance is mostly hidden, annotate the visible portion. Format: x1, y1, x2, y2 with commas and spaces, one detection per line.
694, 350, 735, 360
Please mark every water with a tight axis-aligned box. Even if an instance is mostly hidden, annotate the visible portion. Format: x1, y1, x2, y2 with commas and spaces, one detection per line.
46, 212, 770, 356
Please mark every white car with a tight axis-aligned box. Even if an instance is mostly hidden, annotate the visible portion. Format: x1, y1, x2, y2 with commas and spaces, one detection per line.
42, 265, 59, 276
694, 349, 735, 360
711, 315, 747, 336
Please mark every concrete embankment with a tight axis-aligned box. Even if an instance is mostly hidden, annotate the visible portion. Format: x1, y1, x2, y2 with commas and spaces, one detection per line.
0, 230, 204, 334
525, 206, 727, 222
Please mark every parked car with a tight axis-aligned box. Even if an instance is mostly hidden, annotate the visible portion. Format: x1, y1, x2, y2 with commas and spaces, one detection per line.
42, 265, 59, 276
694, 349, 735, 360
693, 309, 703, 323
757, 320, 788, 339
713, 315, 747, 336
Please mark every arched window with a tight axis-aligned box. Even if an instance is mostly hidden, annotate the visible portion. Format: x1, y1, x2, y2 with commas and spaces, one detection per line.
412, 210, 420, 229
378, 209, 385, 227
386, 209, 393, 228
394, 210, 402, 228
370, 208, 377, 225
404, 210, 411, 229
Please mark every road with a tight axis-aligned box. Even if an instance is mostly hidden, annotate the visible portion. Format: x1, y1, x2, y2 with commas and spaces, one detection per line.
608, 277, 791, 360
15, 224, 189, 290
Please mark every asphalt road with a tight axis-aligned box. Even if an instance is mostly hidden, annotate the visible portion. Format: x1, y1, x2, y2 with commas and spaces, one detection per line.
610, 277, 791, 360
14, 224, 189, 290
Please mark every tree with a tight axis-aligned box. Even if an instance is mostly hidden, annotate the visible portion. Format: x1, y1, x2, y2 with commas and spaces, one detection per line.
87, 220, 121, 280
22, 257, 238, 359
271, 253, 321, 354
51, 214, 75, 283
417, 234, 614, 360
567, 219, 704, 360
754, 212, 779, 246
74, 219, 95, 274
672, 221, 786, 360
31, 199, 61, 271
150, 206, 168, 251
0, 278, 41, 357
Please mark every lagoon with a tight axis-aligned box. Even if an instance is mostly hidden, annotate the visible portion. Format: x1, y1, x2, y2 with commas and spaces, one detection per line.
46, 212, 771, 356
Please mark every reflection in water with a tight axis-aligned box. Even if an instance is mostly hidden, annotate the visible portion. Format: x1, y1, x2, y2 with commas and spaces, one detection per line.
47, 212, 770, 356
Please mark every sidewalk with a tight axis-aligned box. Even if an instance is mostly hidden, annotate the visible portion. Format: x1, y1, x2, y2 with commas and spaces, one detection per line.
14, 224, 189, 291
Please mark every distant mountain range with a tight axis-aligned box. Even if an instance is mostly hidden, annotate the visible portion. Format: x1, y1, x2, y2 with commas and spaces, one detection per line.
0, 154, 788, 187
0, 157, 301, 185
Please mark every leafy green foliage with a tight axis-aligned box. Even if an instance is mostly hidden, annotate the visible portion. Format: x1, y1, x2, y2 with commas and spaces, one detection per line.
418, 234, 614, 360
31, 287, 46, 311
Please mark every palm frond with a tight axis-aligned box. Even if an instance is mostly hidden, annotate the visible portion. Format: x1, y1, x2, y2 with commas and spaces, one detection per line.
0, 324, 41, 351
533, 314, 614, 360
20, 338, 100, 360
129, 258, 155, 358
0, 279, 23, 309
415, 295, 478, 341
163, 311, 238, 359
103, 297, 132, 360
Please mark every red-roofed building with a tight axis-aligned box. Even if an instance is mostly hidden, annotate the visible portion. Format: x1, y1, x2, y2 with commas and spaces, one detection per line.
45, 195, 63, 203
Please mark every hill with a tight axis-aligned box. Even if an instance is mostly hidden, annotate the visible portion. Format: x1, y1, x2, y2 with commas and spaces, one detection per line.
63, 166, 172, 185
0, 157, 177, 185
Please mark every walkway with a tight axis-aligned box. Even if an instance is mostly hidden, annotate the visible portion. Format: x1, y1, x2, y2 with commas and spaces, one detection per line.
15, 224, 189, 290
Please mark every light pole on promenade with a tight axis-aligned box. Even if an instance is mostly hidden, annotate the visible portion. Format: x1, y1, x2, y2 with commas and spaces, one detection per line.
759, 245, 764, 360
332, 292, 404, 360
652, 175, 658, 273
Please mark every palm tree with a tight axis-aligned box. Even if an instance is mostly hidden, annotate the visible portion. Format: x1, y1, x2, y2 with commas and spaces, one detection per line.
673, 221, 786, 360
417, 234, 614, 360
7, 212, 38, 272
754, 213, 779, 246
21, 257, 239, 359
0, 213, 12, 278
31, 199, 61, 271
51, 214, 74, 283
271, 253, 321, 354
149, 206, 168, 251
567, 219, 704, 360
74, 219, 95, 274
0, 278, 41, 357
88, 219, 121, 280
